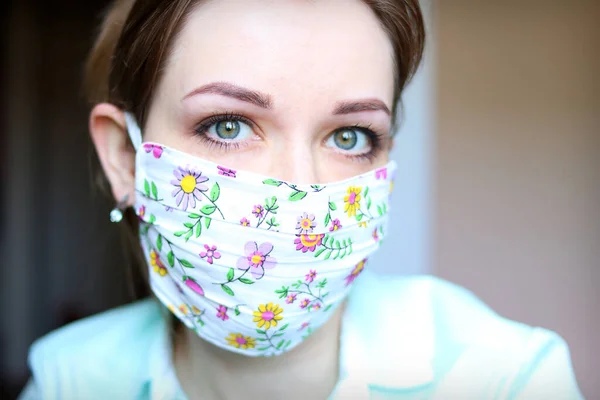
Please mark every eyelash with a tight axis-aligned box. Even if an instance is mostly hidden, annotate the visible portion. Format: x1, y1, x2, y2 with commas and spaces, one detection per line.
193, 112, 384, 162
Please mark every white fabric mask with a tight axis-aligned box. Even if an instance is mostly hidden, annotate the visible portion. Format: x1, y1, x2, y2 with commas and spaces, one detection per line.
125, 113, 395, 356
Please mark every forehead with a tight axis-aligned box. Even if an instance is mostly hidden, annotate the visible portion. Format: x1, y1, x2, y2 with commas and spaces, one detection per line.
164, 0, 395, 108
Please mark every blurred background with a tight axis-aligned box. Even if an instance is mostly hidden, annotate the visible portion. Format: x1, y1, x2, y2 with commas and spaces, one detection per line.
1, 0, 598, 398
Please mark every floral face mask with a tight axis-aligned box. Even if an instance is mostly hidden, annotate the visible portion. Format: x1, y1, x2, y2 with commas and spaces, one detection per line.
125, 113, 395, 356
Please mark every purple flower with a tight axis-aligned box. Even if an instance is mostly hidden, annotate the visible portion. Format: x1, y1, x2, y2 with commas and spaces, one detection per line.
300, 298, 311, 309
171, 166, 209, 211
200, 244, 221, 264
217, 165, 237, 178
240, 217, 251, 227
375, 167, 387, 180
216, 305, 229, 321
329, 219, 342, 232
252, 205, 264, 219
305, 269, 317, 283
296, 212, 316, 234
286, 294, 297, 304
236, 241, 277, 279
143, 143, 163, 159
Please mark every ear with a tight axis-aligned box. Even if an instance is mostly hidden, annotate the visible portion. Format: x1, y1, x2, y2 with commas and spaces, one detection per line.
89, 103, 137, 205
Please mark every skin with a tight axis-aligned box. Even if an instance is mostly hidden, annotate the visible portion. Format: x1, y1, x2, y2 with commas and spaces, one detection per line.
90, 0, 395, 398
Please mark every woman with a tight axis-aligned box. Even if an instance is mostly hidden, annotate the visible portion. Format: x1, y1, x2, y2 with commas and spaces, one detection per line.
21, 0, 582, 399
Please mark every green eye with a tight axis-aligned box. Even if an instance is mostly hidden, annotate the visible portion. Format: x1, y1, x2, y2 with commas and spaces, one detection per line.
215, 120, 241, 139
333, 129, 358, 150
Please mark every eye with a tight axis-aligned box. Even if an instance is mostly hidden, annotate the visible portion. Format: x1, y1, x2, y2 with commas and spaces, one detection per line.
206, 119, 253, 141
326, 127, 371, 153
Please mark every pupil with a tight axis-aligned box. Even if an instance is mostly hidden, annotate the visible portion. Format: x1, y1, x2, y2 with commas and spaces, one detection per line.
334, 129, 357, 150
216, 120, 240, 139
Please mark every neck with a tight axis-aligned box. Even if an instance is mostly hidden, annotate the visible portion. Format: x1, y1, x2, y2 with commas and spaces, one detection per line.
173, 305, 344, 400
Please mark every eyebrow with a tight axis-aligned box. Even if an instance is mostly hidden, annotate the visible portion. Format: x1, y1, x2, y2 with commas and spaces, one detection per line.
332, 99, 391, 116
183, 81, 390, 116
183, 82, 273, 109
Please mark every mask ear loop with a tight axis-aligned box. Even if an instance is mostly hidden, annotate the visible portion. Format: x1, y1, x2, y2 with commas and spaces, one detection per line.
124, 111, 142, 151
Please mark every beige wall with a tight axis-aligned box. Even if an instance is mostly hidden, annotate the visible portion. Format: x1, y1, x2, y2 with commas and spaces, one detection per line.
435, 1, 599, 398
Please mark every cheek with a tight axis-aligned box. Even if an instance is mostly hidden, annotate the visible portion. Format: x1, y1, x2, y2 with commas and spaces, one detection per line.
314, 149, 390, 182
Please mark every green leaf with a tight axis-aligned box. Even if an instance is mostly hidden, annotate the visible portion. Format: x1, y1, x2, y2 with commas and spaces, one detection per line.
333, 249, 341, 260
234, 306, 241, 316
226, 268, 235, 282
276, 339, 285, 349
314, 247, 326, 258
151, 182, 158, 200
335, 240, 341, 249
340, 249, 346, 259
377, 205, 383, 216
324, 213, 331, 227
272, 333, 284, 338
289, 190, 307, 201
167, 251, 175, 267
328, 201, 337, 211
278, 323, 289, 331
174, 231, 185, 237
210, 182, 220, 202
156, 235, 163, 252
284, 340, 292, 349
221, 284, 234, 296
148, 215, 156, 224
257, 346, 271, 351
179, 259, 194, 268
184, 229, 193, 241
324, 250, 333, 260
184, 222, 194, 228
383, 204, 387, 214
200, 204, 216, 215
256, 337, 267, 342
188, 213, 201, 219
239, 278, 254, 285
356, 213, 364, 221
324, 304, 333, 312
195, 222, 202, 238
144, 179, 150, 197
367, 197, 372, 210
263, 179, 282, 187
364, 186, 369, 199
204, 217, 212, 229
256, 329, 267, 335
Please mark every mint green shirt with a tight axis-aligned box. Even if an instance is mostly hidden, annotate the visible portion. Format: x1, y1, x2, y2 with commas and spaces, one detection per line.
20, 271, 583, 399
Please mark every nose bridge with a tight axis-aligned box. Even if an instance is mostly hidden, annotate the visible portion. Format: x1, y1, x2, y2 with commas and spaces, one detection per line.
270, 135, 320, 184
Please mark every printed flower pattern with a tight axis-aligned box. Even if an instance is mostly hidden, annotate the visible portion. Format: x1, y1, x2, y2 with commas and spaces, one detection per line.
253, 303, 284, 330
240, 217, 251, 227
144, 143, 163, 159
216, 305, 229, 321
294, 234, 324, 253
296, 212, 316, 234
345, 259, 367, 286
171, 166, 209, 211
237, 241, 277, 279
252, 204, 265, 218
217, 166, 237, 178
329, 219, 342, 231
200, 244, 221, 264
150, 250, 167, 277
344, 186, 362, 217
226, 333, 256, 349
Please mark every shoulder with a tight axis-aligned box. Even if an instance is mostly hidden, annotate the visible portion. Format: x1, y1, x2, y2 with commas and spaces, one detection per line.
346, 271, 583, 398
25, 299, 169, 399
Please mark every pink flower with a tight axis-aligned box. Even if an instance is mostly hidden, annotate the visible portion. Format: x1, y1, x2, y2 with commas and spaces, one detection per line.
375, 167, 387, 180
184, 276, 204, 296
312, 303, 321, 311
240, 217, 251, 227
137, 205, 146, 220
300, 298, 311, 309
217, 165, 237, 177
144, 143, 164, 159
372, 228, 380, 242
216, 305, 229, 321
305, 269, 317, 283
252, 205, 264, 218
329, 219, 342, 231
298, 322, 310, 331
286, 294, 297, 304
200, 244, 221, 264
294, 234, 324, 253
236, 241, 277, 279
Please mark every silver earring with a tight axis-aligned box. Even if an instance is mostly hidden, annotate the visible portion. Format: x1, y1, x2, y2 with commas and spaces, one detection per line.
109, 194, 129, 223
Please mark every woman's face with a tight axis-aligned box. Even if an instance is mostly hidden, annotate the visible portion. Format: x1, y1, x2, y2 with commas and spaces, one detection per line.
144, 0, 395, 184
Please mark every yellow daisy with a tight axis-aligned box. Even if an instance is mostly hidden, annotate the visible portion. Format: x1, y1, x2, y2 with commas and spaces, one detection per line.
252, 302, 284, 330
150, 250, 168, 277
344, 186, 362, 217
226, 333, 256, 350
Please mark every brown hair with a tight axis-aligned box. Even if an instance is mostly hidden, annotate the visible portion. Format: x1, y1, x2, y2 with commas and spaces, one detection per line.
84, 0, 425, 298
